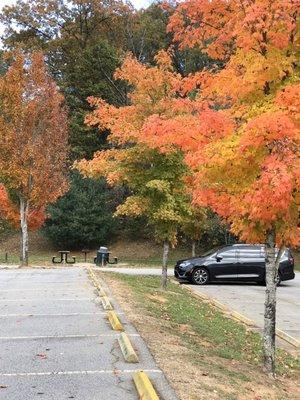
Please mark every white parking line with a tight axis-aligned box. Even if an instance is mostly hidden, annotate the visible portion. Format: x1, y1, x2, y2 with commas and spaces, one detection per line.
0, 298, 91, 302
0, 288, 89, 292
0, 333, 140, 340
0, 281, 87, 285
0, 312, 124, 317
0, 369, 162, 377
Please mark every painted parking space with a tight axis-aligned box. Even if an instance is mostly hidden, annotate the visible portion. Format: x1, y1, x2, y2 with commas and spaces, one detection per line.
0, 267, 177, 400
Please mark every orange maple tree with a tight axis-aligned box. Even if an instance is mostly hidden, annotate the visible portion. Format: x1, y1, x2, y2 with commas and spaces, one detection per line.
132, 0, 299, 375
76, 53, 193, 289
75, 0, 298, 372
0, 52, 69, 266
0, 185, 45, 230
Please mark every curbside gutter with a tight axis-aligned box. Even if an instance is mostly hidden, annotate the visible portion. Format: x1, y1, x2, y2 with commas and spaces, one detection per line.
133, 371, 160, 400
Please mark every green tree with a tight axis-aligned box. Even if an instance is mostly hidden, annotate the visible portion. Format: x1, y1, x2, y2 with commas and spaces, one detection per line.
77, 146, 190, 289
44, 172, 119, 249
181, 206, 208, 257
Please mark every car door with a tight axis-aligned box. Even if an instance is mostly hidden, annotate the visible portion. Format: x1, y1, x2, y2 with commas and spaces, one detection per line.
237, 246, 265, 281
209, 248, 238, 280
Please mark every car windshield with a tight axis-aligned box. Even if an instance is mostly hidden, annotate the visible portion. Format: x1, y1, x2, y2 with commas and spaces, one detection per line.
200, 247, 223, 257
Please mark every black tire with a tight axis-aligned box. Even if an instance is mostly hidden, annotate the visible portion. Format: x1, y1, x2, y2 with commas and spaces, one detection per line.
276, 273, 282, 286
258, 273, 282, 286
191, 267, 209, 285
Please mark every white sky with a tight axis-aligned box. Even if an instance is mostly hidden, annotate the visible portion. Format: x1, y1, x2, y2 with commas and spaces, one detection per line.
0, 0, 152, 8
0, 0, 153, 36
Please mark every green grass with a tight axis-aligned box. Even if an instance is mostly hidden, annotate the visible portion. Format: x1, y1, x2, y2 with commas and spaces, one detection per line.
2, 246, 299, 271
0, 248, 190, 266
104, 273, 299, 377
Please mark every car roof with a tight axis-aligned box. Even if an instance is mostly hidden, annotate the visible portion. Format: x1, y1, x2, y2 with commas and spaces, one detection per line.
231, 244, 262, 247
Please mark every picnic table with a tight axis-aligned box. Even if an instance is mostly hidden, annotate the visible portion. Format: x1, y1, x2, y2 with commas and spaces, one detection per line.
52, 251, 76, 264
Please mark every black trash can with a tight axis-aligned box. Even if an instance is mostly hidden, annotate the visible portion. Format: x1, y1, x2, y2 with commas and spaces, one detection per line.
95, 246, 109, 266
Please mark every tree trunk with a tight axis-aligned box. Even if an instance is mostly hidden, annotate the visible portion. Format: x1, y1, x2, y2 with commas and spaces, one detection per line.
161, 241, 169, 290
20, 197, 29, 267
263, 230, 278, 377
192, 240, 196, 257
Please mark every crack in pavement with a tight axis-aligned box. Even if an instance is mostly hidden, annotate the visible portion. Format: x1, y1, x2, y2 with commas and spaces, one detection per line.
109, 339, 133, 396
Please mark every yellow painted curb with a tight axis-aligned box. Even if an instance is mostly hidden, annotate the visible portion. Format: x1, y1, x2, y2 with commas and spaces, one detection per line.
133, 371, 160, 400
209, 299, 230, 312
97, 286, 107, 297
189, 289, 210, 302
228, 310, 255, 327
107, 311, 124, 331
87, 269, 97, 282
276, 329, 300, 349
101, 296, 114, 310
118, 332, 139, 363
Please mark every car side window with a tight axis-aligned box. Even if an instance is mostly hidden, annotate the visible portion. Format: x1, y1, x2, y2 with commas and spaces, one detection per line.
238, 248, 262, 259
259, 247, 266, 259
218, 249, 237, 258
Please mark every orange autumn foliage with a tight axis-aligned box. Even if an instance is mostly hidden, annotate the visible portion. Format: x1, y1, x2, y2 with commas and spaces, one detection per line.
143, 1, 299, 247
78, 1, 299, 248
0, 52, 69, 263
0, 52, 69, 207
0, 185, 45, 229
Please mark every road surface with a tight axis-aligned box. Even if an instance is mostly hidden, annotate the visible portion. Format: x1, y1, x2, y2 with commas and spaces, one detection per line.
0, 267, 177, 400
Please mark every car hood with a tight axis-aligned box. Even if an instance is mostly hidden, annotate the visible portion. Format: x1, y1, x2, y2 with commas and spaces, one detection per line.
176, 256, 206, 265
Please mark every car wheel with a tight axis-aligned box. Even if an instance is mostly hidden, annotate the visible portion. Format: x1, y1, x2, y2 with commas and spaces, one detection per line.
191, 267, 209, 285
258, 274, 282, 286
276, 273, 282, 286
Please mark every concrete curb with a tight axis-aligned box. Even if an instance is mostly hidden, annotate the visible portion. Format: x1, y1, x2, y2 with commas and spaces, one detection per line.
228, 310, 256, 327
88, 268, 107, 296
87, 268, 114, 310
276, 329, 300, 349
118, 332, 139, 363
87, 268, 97, 282
133, 371, 160, 400
171, 279, 299, 349
97, 286, 107, 297
101, 295, 114, 310
107, 310, 124, 331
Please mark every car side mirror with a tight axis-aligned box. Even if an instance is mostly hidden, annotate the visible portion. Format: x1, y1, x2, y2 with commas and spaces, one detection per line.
216, 255, 223, 262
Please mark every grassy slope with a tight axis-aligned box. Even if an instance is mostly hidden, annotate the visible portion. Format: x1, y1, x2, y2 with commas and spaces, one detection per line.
101, 272, 300, 400
0, 231, 194, 266
0, 230, 299, 270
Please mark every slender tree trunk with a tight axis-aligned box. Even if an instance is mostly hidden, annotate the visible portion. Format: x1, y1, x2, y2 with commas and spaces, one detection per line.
263, 230, 278, 377
192, 240, 196, 257
161, 241, 169, 290
20, 197, 29, 267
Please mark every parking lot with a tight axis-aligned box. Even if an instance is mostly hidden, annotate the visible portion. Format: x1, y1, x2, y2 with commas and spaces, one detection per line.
0, 267, 177, 399
191, 273, 300, 340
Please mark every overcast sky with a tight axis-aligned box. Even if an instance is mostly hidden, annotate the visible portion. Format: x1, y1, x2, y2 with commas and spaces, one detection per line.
0, 0, 153, 35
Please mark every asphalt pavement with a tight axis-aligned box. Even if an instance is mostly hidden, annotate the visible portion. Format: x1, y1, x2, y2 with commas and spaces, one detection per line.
0, 267, 178, 400
101, 266, 300, 342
